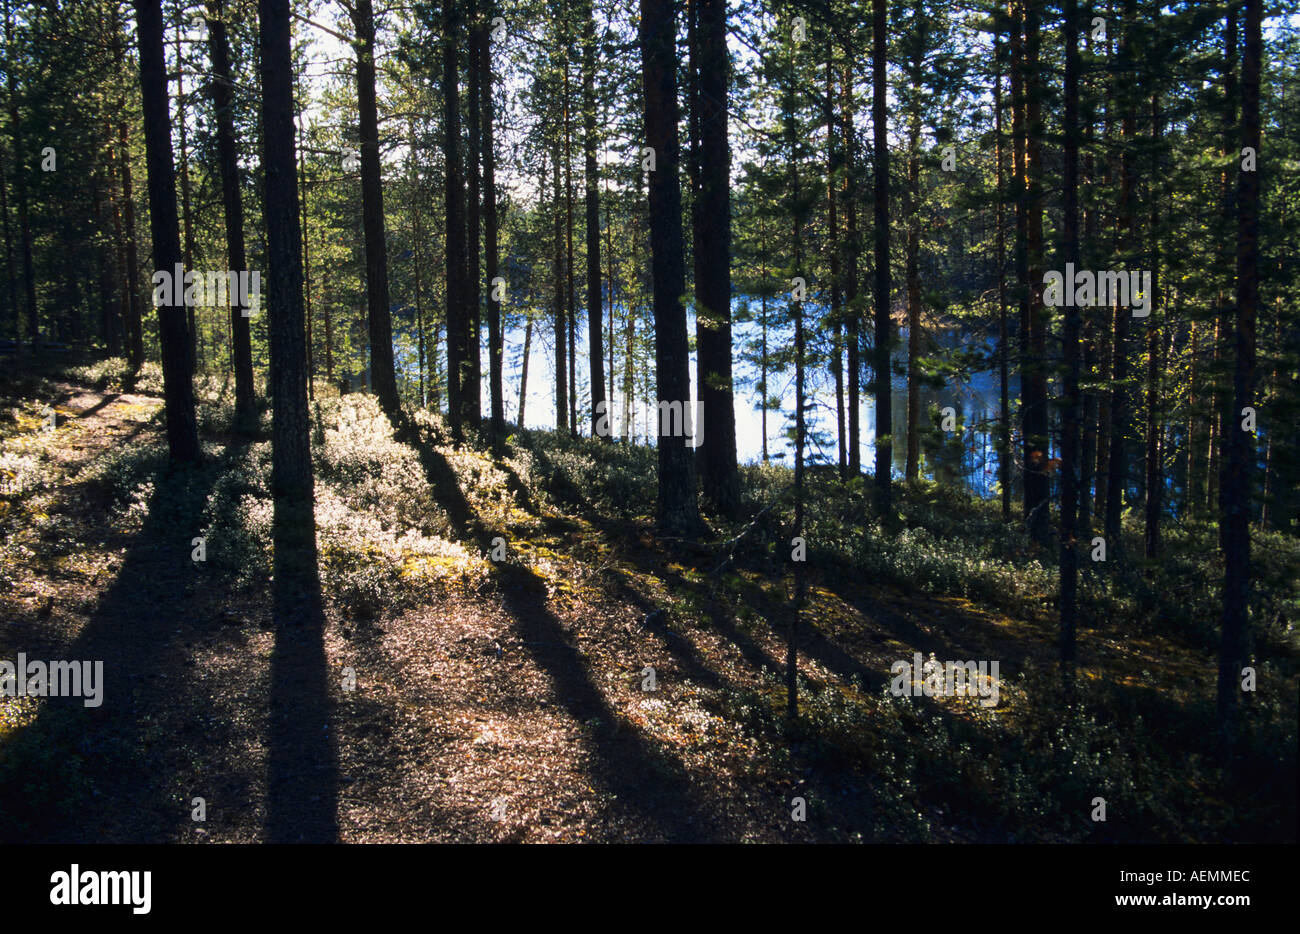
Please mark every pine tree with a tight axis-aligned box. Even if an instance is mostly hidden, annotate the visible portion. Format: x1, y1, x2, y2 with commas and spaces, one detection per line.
133, 0, 200, 464
639, 0, 700, 535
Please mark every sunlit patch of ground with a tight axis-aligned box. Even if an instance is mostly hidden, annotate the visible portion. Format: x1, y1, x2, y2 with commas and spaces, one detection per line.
1, 372, 1294, 843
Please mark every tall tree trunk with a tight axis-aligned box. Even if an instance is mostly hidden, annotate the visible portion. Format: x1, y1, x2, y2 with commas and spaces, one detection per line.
624, 164, 641, 442
622, 293, 635, 443
1094, 0, 1117, 527
352, 0, 399, 419
692, 0, 738, 511
428, 317, 440, 409
1022, 0, 1050, 545
1094, 332, 1111, 522
1079, 23, 1098, 531
551, 139, 568, 431
786, 70, 806, 718
1144, 93, 1164, 560
1010, 5, 1030, 525
994, 43, 1011, 520
322, 285, 334, 385
1208, 4, 1240, 518
118, 115, 144, 367
1059, 0, 1082, 691
904, 46, 922, 482
259, 0, 313, 488
443, 0, 466, 434
790, 216, 805, 723
563, 53, 576, 437
174, 6, 198, 373
408, 117, 426, 407
760, 216, 769, 464
1185, 319, 1203, 509
1206, 313, 1223, 512
639, 0, 699, 535
826, 57, 845, 481
298, 121, 313, 400
0, 119, 18, 348
518, 315, 532, 429
480, 22, 503, 434
581, 0, 607, 440
260, 0, 331, 843
1217, 0, 1260, 755
871, 0, 892, 516
605, 159, 616, 411
465, 14, 483, 426
205, 0, 256, 424
1104, 0, 1138, 548
842, 63, 860, 477
134, 0, 200, 463
5, 0, 36, 347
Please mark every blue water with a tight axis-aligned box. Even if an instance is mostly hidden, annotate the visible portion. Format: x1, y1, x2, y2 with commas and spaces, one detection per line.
385, 296, 1019, 499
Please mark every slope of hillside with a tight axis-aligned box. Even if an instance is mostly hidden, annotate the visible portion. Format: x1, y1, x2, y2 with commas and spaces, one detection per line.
1, 359, 1295, 842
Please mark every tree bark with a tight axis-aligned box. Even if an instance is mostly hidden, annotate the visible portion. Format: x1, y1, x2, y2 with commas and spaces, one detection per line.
352, 0, 399, 418
480, 22, 503, 433
1143, 93, 1164, 560
5, 0, 36, 347
826, 57, 845, 481
581, 0, 607, 440
1209, 5, 1240, 517
563, 47, 576, 437
518, 316, 532, 429
258, 0, 315, 538
994, 43, 1011, 520
134, 0, 200, 463
407, 117, 425, 407
842, 63, 860, 477
551, 139, 568, 431
871, 0, 892, 516
1022, 0, 1050, 545
443, 0, 466, 433
1059, 0, 1082, 690
904, 42, 922, 482
205, 0, 256, 424
299, 121, 313, 400
0, 112, 18, 349
466, 15, 483, 426
118, 115, 144, 366
1104, 0, 1138, 548
173, 6, 198, 372
692, 0, 738, 510
639, 0, 699, 534
1217, 0, 1260, 756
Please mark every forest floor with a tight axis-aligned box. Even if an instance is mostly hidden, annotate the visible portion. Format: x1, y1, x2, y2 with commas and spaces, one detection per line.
0, 362, 1295, 843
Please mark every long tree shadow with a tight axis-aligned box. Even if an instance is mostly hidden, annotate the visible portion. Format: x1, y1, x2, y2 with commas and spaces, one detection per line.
266, 494, 337, 843
514, 439, 783, 689
583, 512, 787, 676
576, 515, 925, 840
513, 507, 734, 693
600, 562, 730, 692
0, 445, 235, 842
823, 571, 1047, 671
401, 426, 722, 841
68, 391, 121, 420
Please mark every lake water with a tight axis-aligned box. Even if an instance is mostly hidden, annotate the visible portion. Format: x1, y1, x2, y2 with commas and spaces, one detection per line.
392, 297, 1019, 499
